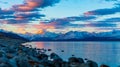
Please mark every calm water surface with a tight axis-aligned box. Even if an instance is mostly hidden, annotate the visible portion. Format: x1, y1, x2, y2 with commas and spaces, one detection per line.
23, 41, 120, 67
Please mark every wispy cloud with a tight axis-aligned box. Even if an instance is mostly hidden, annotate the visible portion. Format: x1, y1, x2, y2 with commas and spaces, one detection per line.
0, 8, 14, 15
100, 17, 120, 22
12, 0, 60, 12
84, 7, 120, 16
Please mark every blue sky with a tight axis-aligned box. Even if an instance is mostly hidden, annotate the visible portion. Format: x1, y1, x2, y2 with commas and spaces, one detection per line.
41, 0, 114, 18
0, 0, 120, 34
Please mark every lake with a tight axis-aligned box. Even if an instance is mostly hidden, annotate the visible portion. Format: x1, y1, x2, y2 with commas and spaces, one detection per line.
23, 41, 120, 67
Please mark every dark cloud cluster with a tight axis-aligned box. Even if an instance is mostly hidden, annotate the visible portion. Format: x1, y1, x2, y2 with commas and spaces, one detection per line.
84, 7, 120, 16
14, 12, 45, 20
0, 15, 14, 19
0, 0, 60, 24
100, 17, 120, 22
12, 0, 60, 12
85, 23, 116, 27
84, 0, 120, 16
0, 8, 14, 15
47, 16, 96, 26
80, 0, 120, 29
1, 19, 29, 24
40, 0, 60, 8
66, 16, 96, 21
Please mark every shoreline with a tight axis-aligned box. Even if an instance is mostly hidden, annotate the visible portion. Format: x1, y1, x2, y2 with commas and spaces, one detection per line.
0, 40, 112, 67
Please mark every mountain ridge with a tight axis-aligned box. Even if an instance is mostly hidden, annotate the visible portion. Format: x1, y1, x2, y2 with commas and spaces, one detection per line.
19, 30, 120, 41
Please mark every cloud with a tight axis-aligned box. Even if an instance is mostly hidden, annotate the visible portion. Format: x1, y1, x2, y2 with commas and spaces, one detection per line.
103, 0, 120, 8
84, 7, 120, 16
0, 8, 14, 15
84, 0, 120, 16
40, 0, 60, 8
85, 23, 116, 27
66, 16, 96, 21
0, 0, 60, 24
0, 12, 45, 24
68, 22, 116, 28
47, 15, 96, 26
0, 19, 29, 24
0, 15, 14, 19
12, 0, 60, 12
14, 12, 45, 20
33, 22, 55, 29
101, 17, 120, 22
0, 8, 14, 19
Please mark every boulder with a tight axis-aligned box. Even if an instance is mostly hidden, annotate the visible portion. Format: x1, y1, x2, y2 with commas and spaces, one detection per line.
86, 60, 98, 67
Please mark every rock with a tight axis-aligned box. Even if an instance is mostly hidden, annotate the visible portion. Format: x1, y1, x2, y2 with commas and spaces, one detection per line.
77, 58, 84, 63
40, 60, 54, 67
100, 64, 109, 67
28, 60, 40, 67
72, 54, 75, 57
50, 53, 63, 61
79, 63, 89, 67
50, 53, 63, 67
37, 54, 48, 61
61, 50, 64, 52
61, 61, 69, 67
68, 57, 84, 64
86, 60, 98, 67
0, 63, 11, 67
68, 57, 85, 67
0, 50, 5, 57
6, 53, 14, 59
9, 58, 18, 67
48, 49, 52, 51
15, 54, 31, 67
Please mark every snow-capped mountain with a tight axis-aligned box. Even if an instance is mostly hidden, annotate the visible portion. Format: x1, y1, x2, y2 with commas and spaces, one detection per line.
56, 31, 92, 40
17, 30, 120, 41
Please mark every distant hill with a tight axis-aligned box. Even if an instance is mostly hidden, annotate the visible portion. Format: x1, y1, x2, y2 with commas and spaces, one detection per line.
0, 30, 29, 44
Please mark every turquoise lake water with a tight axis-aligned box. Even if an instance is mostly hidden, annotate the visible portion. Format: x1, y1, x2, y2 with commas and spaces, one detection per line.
23, 41, 120, 67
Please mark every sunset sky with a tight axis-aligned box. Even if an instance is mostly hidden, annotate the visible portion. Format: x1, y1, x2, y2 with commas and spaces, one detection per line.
0, 0, 120, 34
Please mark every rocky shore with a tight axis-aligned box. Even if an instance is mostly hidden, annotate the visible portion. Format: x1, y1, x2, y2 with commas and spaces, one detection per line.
0, 37, 113, 67
0, 39, 112, 67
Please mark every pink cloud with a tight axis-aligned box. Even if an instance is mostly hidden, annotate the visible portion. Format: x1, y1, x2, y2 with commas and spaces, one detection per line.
12, 0, 60, 12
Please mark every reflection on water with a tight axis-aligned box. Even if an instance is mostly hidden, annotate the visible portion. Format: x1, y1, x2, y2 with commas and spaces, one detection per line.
24, 41, 120, 67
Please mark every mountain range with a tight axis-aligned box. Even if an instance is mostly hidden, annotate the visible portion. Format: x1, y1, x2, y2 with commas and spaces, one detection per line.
0, 29, 120, 41
19, 30, 120, 41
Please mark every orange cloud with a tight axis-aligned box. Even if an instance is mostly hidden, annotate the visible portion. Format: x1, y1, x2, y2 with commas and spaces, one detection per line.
17, 5, 34, 11
33, 22, 55, 29
1, 22, 56, 34
15, 17, 24, 20
13, 0, 43, 12
36, 29, 44, 34
84, 11, 94, 16
27, 0, 43, 8
17, 28, 26, 34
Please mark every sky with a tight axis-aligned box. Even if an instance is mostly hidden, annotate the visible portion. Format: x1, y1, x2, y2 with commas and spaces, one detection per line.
0, 0, 120, 34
